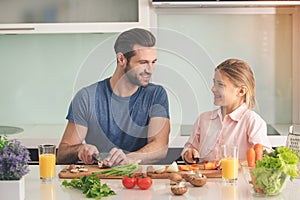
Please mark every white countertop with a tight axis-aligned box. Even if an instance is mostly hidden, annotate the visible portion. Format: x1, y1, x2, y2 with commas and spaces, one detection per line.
5, 124, 289, 148
23, 165, 300, 200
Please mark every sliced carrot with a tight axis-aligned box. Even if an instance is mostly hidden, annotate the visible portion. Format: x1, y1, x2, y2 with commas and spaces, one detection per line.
190, 164, 200, 171
254, 143, 263, 161
203, 161, 218, 170
178, 165, 192, 171
247, 148, 256, 167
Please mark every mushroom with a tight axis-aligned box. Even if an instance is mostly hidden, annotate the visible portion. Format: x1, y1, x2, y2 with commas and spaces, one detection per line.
182, 171, 195, 182
78, 168, 88, 172
170, 181, 188, 195
188, 174, 207, 187
70, 168, 79, 173
152, 165, 166, 174
68, 164, 76, 170
68, 164, 88, 173
168, 173, 183, 185
171, 185, 188, 195
98, 160, 109, 169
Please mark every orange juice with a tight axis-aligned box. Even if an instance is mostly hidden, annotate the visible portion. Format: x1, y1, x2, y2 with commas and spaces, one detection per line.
39, 154, 56, 179
221, 158, 239, 179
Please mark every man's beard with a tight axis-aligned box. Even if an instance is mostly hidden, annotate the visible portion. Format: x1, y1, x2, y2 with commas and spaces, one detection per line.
125, 63, 149, 87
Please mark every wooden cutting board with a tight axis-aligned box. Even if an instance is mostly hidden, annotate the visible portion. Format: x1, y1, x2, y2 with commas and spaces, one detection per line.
147, 165, 222, 179
58, 165, 141, 179
58, 165, 222, 179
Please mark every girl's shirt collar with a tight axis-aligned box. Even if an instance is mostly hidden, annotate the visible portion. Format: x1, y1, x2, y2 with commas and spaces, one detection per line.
211, 103, 248, 121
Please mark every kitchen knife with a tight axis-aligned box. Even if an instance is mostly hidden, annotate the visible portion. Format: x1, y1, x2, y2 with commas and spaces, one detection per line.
192, 156, 201, 164
92, 153, 111, 168
92, 152, 111, 162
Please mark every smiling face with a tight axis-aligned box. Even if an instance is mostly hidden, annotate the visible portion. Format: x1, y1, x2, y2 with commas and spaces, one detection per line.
211, 70, 245, 114
124, 45, 157, 87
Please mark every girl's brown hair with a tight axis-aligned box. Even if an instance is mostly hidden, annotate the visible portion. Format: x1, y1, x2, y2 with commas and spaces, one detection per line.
216, 58, 256, 109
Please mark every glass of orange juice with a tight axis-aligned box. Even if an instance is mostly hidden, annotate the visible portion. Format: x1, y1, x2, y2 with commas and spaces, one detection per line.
220, 145, 239, 184
38, 144, 56, 181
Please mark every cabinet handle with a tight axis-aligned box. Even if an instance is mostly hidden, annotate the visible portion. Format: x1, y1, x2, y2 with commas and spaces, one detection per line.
0, 27, 35, 31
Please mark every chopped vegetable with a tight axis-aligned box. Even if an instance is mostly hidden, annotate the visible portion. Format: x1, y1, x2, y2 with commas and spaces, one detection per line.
92, 162, 139, 177
190, 164, 200, 171
152, 165, 165, 173
167, 161, 179, 172
250, 146, 300, 195
178, 164, 201, 171
178, 165, 192, 171
62, 176, 116, 199
203, 161, 218, 170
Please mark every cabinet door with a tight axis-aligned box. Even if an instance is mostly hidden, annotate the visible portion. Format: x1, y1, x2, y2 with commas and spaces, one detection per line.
0, 0, 149, 34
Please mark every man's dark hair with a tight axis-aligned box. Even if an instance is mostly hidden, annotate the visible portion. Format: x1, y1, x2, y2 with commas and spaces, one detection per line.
114, 28, 156, 62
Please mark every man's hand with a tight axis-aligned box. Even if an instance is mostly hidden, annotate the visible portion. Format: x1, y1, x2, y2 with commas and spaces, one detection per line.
78, 144, 99, 164
107, 147, 135, 167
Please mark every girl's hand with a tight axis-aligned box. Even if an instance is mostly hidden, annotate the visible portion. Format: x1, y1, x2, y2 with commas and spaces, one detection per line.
184, 148, 200, 164
78, 144, 99, 164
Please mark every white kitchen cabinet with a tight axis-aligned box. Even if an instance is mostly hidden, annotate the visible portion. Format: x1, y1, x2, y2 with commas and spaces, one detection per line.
0, 0, 150, 34
151, 0, 300, 8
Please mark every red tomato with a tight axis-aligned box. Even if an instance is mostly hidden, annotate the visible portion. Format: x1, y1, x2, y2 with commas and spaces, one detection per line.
137, 176, 152, 190
134, 172, 147, 178
122, 176, 137, 189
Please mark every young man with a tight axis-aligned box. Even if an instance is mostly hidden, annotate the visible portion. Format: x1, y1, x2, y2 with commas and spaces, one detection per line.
57, 28, 170, 166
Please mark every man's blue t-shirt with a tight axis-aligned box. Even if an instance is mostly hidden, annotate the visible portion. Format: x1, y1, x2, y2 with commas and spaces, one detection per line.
66, 78, 170, 153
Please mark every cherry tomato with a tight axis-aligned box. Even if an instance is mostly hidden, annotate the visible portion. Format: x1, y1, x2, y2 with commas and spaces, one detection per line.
134, 172, 147, 178
137, 176, 152, 190
122, 176, 137, 189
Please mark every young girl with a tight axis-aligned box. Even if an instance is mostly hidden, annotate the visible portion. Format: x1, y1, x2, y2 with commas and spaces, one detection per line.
182, 58, 271, 164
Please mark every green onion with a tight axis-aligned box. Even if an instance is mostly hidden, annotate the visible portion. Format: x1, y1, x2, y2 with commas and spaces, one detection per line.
92, 162, 139, 177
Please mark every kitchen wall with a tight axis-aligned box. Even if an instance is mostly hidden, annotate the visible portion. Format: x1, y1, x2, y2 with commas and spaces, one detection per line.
0, 33, 117, 124
154, 12, 292, 126
0, 12, 293, 134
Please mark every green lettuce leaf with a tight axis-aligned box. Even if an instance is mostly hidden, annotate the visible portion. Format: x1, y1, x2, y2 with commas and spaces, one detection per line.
250, 146, 299, 195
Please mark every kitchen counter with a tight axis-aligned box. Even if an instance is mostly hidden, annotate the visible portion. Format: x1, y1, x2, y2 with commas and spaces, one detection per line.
5, 124, 290, 148
24, 165, 300, 200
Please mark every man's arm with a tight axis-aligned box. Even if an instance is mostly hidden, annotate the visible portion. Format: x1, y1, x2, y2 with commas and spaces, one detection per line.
126, 117, 170, 164
56, 121, 99, 164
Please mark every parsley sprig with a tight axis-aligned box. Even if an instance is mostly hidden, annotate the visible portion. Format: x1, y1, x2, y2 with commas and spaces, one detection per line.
62, 176, 116, 199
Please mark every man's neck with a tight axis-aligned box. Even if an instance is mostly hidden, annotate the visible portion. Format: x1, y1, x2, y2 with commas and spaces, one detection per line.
110, 71, 138, 97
